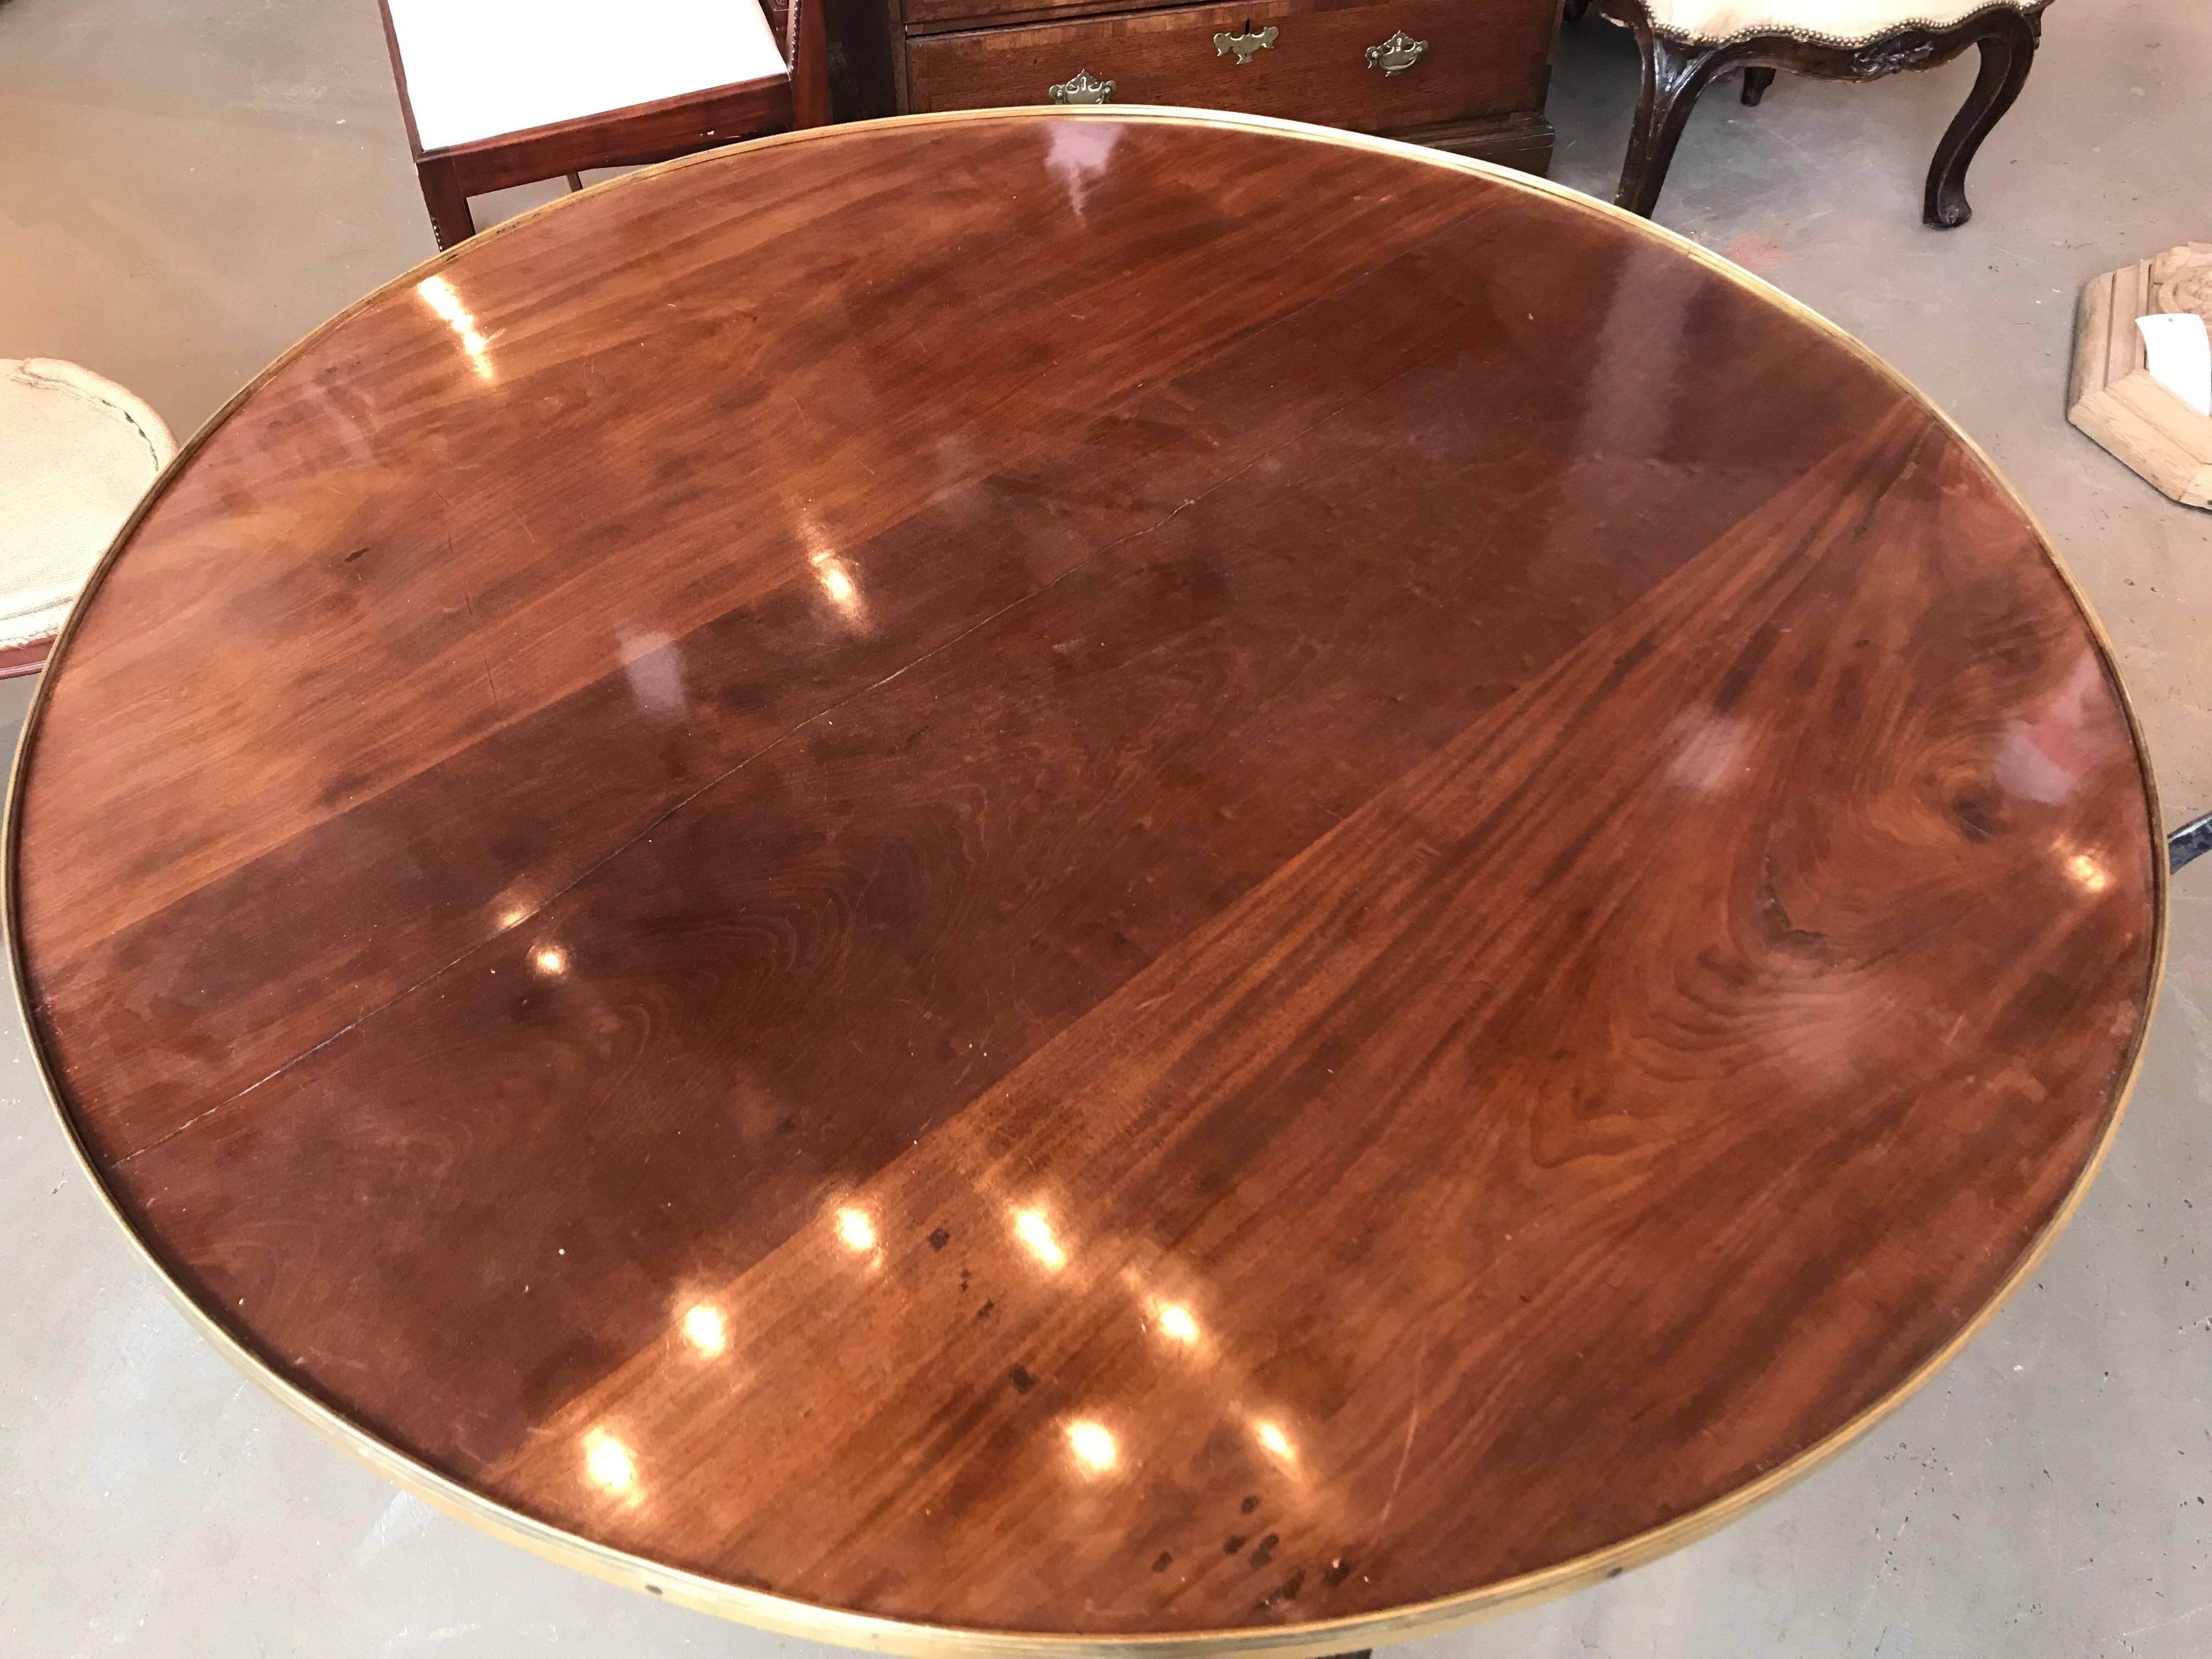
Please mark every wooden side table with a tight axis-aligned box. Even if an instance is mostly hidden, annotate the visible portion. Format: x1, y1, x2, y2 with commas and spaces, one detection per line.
828, 0, 1560, 170
377, 0, 830, 248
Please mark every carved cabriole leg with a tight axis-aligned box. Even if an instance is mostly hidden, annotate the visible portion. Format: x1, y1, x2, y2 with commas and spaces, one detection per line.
1741, 65, 1775, 104
1613, 16, 1753, 219
1922, 8, 2040, 228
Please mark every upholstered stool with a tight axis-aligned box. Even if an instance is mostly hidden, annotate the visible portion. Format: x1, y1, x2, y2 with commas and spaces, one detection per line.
0, 359, 174, 678
1568, 0, 2047, 225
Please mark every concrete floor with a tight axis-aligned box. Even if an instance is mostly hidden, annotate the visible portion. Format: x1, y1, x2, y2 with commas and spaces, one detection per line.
4, 1, 2211, 1654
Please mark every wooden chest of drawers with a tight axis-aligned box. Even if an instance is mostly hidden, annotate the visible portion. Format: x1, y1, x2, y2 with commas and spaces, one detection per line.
828, 0, 1561, 171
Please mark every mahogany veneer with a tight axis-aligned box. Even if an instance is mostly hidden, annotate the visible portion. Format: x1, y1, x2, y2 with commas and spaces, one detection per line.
833, 0, 1561, 172
8, 111, 2161, 1654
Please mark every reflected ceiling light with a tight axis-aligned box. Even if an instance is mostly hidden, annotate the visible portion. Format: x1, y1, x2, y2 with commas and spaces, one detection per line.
1013, 1209, 1067, 1271
1155, 1304, 1199, 1345
837, 1207, 877, 1252
495, 904, 529, 930
415, 275, 494, 380
2064, 851, 2110, 892
810, 552, 861, 614
583, 1429, 635, 1492
683, 1304, 727, 1356
1254, 1420, 1297, 1464
1066, 1419, 1117, 1472
532, 944, 568, 976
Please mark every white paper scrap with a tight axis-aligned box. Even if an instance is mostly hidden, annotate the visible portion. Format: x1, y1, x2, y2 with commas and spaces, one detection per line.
2137, 312, 2212, 416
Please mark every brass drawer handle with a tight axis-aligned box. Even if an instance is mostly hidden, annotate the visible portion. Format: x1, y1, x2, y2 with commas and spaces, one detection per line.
1048, 69, 1115, 103
1364, 30, 1427, 75
1214, 25, 1278, 65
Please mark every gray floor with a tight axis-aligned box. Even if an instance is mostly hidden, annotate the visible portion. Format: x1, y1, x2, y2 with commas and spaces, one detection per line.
4, 2, 2211, 1654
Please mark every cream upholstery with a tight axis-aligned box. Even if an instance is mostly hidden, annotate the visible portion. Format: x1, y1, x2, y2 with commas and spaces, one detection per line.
386, 0, 787, 152
0, 359, 174, 654
1644, 0, 2041, 46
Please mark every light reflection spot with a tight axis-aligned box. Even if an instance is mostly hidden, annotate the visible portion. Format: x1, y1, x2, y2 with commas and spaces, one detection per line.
684, 1304, 727, 1356
415, 275, 495, 380
1255, 1421, 1296, 1463
1013, 1209, 1067, 1271
583, 1430, 635, 1492
804, 534, 867, 627
1156, 1304, 1199, 1345
837, 1208, 877, 1252
533, 945, 568, 977
816, 558, 859, 608
2065, 851, 2110, 892
1066, 1419, 1117, 1472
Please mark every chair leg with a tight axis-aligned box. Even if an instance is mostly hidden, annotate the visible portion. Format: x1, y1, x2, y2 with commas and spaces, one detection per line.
1741, 66, 1775, 105
789, 0, 833, 127
416, 159, 476, 250
1564, 0, 1590, 21
1617, 30, 1745, 219
1922, 9, 2039, 228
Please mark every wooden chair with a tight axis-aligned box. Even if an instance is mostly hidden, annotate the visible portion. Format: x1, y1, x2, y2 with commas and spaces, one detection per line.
378, 0, 832, 249
1566, 0, 2046, 227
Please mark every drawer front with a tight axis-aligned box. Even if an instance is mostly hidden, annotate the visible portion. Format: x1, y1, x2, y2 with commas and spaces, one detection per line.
907, 0, 1553, 134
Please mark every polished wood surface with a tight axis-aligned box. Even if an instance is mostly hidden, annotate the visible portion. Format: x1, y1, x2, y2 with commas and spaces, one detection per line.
10, 111, 2159, 1646
834, 0, 1560, 174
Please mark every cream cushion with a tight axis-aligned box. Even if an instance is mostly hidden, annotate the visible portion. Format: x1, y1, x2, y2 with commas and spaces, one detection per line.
386, 0, 788, 153
0, 359, 174, 653
1644, 0, 2041, 45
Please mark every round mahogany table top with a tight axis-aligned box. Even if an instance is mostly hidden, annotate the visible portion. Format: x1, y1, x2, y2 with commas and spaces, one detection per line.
10, 110, 2163, 1654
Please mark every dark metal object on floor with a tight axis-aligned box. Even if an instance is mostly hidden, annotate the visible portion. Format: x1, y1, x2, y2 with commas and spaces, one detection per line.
2170, 813, 2212, 873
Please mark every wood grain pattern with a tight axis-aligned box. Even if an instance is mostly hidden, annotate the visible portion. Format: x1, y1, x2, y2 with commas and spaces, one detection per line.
9, 112, 2159, 1646
901, 0, 1188, 36
847, 0, 1559, 181
1391, 109, 1554, 169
